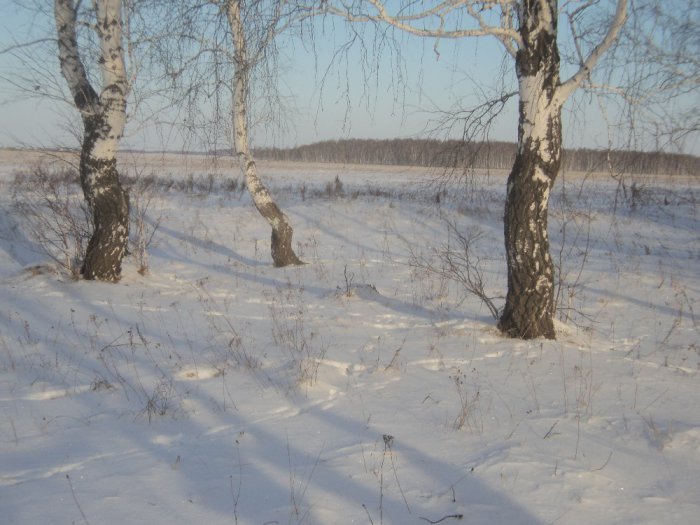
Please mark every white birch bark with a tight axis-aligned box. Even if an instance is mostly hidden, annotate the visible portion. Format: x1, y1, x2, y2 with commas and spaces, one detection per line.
92, 0, 129, 163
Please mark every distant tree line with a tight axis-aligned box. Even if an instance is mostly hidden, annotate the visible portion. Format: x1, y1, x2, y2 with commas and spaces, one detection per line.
254, 139, 699, 176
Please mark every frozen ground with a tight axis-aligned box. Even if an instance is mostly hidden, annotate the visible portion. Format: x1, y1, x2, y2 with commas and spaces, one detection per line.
0, 150, 698, 524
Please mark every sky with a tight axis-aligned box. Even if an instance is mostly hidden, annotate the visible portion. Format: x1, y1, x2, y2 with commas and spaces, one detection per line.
0, 1, 697, 155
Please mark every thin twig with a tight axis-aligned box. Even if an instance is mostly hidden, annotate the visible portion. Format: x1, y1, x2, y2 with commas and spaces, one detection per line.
591, 451, 614, 472
362, 503, 375, 525
419, 514, 464, 524
384, 435, 411, 514
66, 474, 90, 525
543, 420, 559, 439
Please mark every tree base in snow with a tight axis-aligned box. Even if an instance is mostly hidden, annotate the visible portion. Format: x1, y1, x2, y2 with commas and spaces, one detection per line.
271, 226, 304, 267
498, 309, 556, 340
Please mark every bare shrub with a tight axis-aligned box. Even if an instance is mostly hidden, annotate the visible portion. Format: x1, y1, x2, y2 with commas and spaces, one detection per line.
450, 367, 483, 432
409, 218, 501, 319
193, 282, 262, 372
211, 313, 261, 372
267, 283, 327, 388
325, 175, 344, 198
551, 176, 595, 324
553, 209, 593, 324
86, 322, 184, 422
128, 174, 164, 276
140, 377, 177, 424
225, 176, 245, 195
11, 164, 91, 278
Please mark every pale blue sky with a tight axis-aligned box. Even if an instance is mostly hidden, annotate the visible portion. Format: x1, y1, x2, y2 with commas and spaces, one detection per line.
0, 1, 697, 154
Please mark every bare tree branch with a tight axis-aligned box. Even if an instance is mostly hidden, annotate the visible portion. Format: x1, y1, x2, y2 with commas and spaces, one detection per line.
557, 0, 628, 103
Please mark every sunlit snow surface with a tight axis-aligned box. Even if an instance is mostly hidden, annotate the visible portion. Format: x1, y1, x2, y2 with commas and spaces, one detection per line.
1, 150, 698, 524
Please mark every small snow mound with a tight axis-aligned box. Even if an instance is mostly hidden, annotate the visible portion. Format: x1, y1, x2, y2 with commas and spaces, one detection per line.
26, 388, 69, 401
151, 434, 182, 446
176, 366, 221, 380
352, 283, 379, 297
553, 319, 575, 337
337, 282, 379, 299
21, 263, 59, 277
3, 263, 63, 283
667, 427, 700, 458
25, 384, 91, 400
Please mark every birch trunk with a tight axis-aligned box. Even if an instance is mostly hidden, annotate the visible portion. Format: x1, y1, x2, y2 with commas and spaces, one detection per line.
226, 0, 303, 267
497, 0, 562, 339
55, 0, 129, 282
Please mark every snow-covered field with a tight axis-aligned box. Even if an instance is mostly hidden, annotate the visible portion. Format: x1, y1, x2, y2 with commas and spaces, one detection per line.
1, 150, 698, 524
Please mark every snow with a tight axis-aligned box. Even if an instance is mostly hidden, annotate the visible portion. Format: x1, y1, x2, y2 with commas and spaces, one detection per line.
1, 151, 699, 524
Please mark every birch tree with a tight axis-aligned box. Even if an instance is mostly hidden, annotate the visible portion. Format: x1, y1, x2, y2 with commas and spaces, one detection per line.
153, 0, 304, 267
225, 0, 303, 266
54, 0, 130, 281
325, 0, 627, 339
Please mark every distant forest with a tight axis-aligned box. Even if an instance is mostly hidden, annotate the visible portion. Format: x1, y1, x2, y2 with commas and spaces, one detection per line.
253, 139, 699, 176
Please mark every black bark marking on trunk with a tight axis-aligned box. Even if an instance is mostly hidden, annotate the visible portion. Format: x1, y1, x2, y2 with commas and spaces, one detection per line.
253, 198, 303, 267
271, 219, 303, 267
80, 114, 130, 282
498, 137, 559, 340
